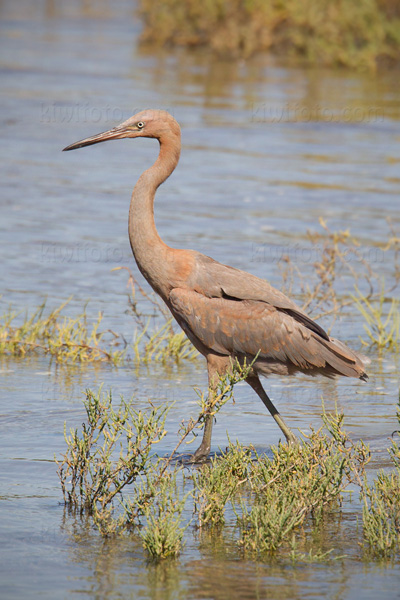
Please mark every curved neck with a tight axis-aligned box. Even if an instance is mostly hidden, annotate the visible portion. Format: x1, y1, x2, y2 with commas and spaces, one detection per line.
128, 133, 181, 296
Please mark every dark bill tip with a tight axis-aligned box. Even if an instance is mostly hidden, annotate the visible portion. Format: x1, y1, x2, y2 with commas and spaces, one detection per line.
63, 137, 103, 152
63, 142, 83, 151
62, 125, 128, 152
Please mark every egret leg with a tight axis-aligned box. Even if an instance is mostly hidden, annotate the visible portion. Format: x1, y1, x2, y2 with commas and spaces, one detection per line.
191, 413, 214, 463
247, 375, 298, 444
190, 356, 228, 462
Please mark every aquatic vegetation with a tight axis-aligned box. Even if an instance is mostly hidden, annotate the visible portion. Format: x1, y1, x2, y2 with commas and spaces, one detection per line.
57, 361, 253, 555
138, 0, 400, 70
237, 408, 370, 555
133, 319, 198, 364
192, 441, 254, 527
0, 300, 126, 364
288, 540, 345, 564
0, 295, 197, 365
140, 471, 188, 559
361, 400, 400, 558
352, 284, 400, 351
56, 388, 169, 519
362, 469, 400, 558
57, 381, 400, 563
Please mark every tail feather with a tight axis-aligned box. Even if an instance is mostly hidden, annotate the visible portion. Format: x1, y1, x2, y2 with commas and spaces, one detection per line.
318, 336, 369, 380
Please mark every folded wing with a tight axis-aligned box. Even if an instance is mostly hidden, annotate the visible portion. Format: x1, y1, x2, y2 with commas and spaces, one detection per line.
169, 287, 368, 379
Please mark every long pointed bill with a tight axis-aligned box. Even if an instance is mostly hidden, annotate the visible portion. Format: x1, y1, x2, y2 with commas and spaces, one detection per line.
63, 123, 131, 151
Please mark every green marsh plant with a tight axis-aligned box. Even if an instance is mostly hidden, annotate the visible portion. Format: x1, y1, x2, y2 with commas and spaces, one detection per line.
0, 289, 197, 365
58, 386, 400, 563
237, 407, 370, 556
57, 360, 253, 555
138, 0, 400, 69
140, 470, 189, 559
192, 441, 254, 528
361, 399, 400, 558
352, 284, 400, 351
0, 300, 125, 364
56, 388, 169, 527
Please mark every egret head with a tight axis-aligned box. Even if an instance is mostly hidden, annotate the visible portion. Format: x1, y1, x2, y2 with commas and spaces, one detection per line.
63, 109, 180, 151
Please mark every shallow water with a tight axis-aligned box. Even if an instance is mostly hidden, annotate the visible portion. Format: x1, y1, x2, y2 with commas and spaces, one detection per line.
1, 1, 400, 598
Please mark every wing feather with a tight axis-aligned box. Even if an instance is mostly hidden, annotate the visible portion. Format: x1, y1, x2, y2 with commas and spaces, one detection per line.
169, 287, 367, 379
188, 252, 330, 341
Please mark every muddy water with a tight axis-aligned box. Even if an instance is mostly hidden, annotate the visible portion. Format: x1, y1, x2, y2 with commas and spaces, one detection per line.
1, 1, 400, 598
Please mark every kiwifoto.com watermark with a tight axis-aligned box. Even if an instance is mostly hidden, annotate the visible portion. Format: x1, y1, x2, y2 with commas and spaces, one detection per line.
41, 242, 129, 263
250, 243, 386, 264
41, 103, 175, 124
250, 102, 385, 123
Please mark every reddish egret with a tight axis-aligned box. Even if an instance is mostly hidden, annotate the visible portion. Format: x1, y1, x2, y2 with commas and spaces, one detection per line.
64, 109, 368, 461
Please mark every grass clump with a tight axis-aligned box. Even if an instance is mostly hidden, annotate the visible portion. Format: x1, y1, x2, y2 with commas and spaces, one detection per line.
352, 284, 400, 351
0, 292, 197, 366
237, 408, 369, 556
138, 0, 400, 69
58, 386, 400, 563
115, 266, 199, 365
361, 399, 400, 558
0, 300, 126, 364
57, 361, 253, 557
56, 387, 169, 533
140, 471, 188, 559
133, 319, 198, 364
193, 441, 254, 527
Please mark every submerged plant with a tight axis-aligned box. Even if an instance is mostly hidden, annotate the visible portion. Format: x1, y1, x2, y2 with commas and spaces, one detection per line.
56, 360, 252, 552
237, 407, 370, 556
56, 388, 169, 526
133, 319, 198, 364
352, 284, 400, 351
361, 399, 400, 558
192, 441, 254, 528
140, 471, 188, 559
0, 300, 126, 364
288, 537, 345, 563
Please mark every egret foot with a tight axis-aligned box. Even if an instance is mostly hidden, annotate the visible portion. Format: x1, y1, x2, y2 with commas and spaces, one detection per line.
189, 442, 211, 463
188, 412, 213, 463
285, 431, 299, 445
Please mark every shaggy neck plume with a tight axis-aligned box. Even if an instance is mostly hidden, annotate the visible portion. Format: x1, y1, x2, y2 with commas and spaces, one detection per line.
128, 132, 181, 297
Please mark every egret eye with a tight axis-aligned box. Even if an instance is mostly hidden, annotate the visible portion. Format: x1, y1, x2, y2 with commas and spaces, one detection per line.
137, 121, 145, 129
